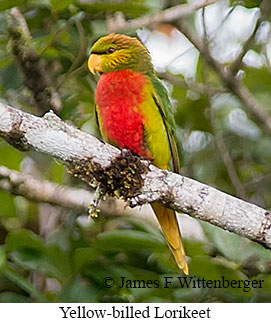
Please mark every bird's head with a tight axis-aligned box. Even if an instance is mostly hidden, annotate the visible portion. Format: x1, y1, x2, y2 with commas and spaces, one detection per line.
88, 33, 153, 75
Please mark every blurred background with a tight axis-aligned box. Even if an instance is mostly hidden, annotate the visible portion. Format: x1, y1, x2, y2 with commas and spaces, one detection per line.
1, 0, 271, 302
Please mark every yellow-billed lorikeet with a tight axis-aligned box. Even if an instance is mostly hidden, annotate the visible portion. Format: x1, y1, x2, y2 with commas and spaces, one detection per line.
88, 33, 188, 275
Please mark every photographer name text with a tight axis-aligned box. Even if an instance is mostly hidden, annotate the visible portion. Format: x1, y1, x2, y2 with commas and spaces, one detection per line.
103, 276, 264, 292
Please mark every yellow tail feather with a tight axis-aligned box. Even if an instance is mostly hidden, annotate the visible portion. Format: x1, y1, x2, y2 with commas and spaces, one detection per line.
151, 203, 189, 275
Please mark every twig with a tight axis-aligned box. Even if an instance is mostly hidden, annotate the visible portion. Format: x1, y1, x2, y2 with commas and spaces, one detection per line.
202, 8, 246, 200
230, 12, 262, 75
107, 0, 221, 33
209, 104, 246, 200
176, 20, 271, 135
56, 20, 88, 90
158, 72, 227, 96
0, 102, 271, 248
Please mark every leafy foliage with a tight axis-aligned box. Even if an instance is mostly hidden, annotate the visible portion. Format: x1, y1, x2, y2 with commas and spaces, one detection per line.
0, 0, 271, 303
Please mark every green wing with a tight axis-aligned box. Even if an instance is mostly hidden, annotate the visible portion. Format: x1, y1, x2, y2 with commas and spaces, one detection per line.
150, 75, 181, 174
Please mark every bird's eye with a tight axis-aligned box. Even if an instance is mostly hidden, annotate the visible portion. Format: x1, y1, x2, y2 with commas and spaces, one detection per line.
106, 47, 116, 54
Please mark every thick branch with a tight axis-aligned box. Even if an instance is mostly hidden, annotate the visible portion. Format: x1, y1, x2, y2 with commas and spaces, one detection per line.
0, 102, 271, 248
107, 0, 220, 33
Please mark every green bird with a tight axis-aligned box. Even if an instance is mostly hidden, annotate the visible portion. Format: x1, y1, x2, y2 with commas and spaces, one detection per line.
88, 33, 188, 274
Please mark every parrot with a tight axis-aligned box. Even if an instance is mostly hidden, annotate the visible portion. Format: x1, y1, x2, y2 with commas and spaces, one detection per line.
88, 33, 188, 275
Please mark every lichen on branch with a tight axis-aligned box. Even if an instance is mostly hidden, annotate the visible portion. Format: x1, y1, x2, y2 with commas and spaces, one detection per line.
68, 149, 149, 200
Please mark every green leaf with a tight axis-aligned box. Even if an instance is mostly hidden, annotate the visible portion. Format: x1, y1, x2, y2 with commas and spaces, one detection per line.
73, 247, 100, 273
3, 267, 46, 302
0, 191, 16, 218
1, 64, 23, 90
50, 0, 74, 11
6, 229, 45, 253
10, 248, 64, 282
57, 276, 99, 302
201, 221, 271, 274
174, 89, 211, 132
0, 144, 23, 170
189, 256, 253, 301
47, 161, 65, 183
0, 292, 29, 303
0, 248, 6, 271
80, 1, 150, 18
243, 66, 271, 95
0, 57, 13, 69
118, 216, 161, 236
201, 222, 242, 262
0, 0, 27, 11
235, 0, 263, 8
6, 230, 72, 282
45, 245, 72, 278
183, 239, 208, 258
93, 230, 166, 252
253, 276, 271, 302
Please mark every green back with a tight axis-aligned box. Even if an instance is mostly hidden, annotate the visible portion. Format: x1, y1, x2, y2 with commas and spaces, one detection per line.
150, 74, 181, 174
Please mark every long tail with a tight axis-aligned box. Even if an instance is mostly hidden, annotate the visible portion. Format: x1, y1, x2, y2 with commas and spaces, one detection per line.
151, 203, 189, 275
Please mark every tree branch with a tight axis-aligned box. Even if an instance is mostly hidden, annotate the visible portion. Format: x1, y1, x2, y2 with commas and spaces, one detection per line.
209, 99, 246, 200
0, 164, 206, 242
0, 102, 271, 248
176, 20, 271, 136
229, 12, 262, 75
158, 72, 227, 96
0, 164, 150, 219
107, 0, 221, 33
0, 165, 90, 213
7, 8, 61, 114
